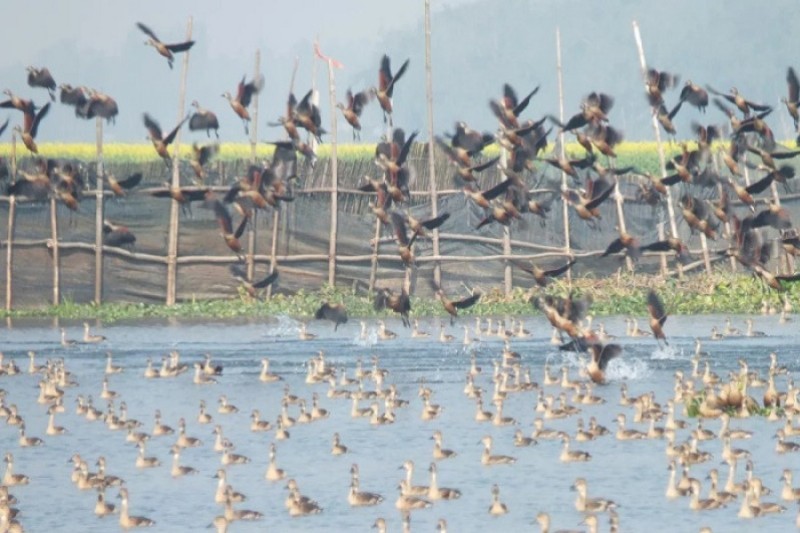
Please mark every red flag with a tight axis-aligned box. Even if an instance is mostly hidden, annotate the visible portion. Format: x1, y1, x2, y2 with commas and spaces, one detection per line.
314, 41, 344, 70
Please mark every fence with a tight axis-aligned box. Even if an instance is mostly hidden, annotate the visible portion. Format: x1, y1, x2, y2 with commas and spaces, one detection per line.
2, 140, 799, 310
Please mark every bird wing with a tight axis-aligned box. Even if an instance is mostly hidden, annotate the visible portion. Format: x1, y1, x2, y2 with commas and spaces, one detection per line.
143, 113, 163, 140
584, 180, 614, 210
789, 67, 800, 103
116, 173, 143, 190
165, 40, 195, 53
396, 130, 419, 167
391, 212, 410, 246
210, 200, 234, 234
29, 102, 50, 138
744, 174, 774, 195
420, 212, 450, 230
542, 259, 576, 278
646, 290, 668, 326
596, 343, 622, 371
452, 292, 481, 310
482, 179, 513, 201
136, 22, 160, 41
163, 115, 190, 145
241, 75, 265, 108
0, 117, 8, 138
513, 86, 540, 116
252, 269, 278, 289
386, 58, 409, 96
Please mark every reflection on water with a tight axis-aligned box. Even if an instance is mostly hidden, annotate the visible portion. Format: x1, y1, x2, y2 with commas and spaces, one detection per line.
0, 314, 798, 532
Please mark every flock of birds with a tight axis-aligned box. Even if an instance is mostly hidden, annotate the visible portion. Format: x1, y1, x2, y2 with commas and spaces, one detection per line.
0, 299, 798, 532
2, 19, 800, 531
0, 21, 799, 304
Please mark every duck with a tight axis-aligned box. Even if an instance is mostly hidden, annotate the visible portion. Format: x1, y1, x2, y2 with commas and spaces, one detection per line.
18, 424, 44, 447
221, 441, 251, 466
152, 410, 174, 436
170, 445, 198, 477
514, 429, 538, 447
431, 430, 457, 460
259, 358, 282, 383
427, 462, 461, 501
775, 430, 800, 454
412, 320, 430, 338
298, 322, 317, 341
723, 317, 742, 336
377, 320, 397, 340
197, 400, 213, 424
250, 410, 272, 432
265, 443, 285, 481
218, 395, 239, 415
488, 484, 507, 515
688, 480, 726, 510
480, 436, 516, 465
94, 488, 116, 517
118, 487, 155, 529
331, 433, 348, 455
135, 442, 160, 469
2, 454, 29, 486
83, 322, 107, 343
744, 318, 766, 337
105, 352, 123, 374
395, 484, 432, 512
214, 469, 246, 504
348, 481, 383, 506
615, 413, 647, 440
400, 460, 430, 496
780, 470, 800, 501
572, 478, 615, 512
175, 418, 202, 448
560, 435, 591, 463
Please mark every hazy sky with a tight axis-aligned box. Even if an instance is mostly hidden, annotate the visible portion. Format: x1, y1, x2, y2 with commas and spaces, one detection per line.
0, 0, 479, 142
1, 0, 797, 143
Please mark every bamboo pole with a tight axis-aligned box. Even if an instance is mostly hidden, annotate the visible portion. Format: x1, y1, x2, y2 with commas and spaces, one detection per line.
556, 27, 572, 286
7, 132, 16, 310
94, 117, 105, 304
10, 131, 17, 179
49, 197, 59, 305
246, 49, 261, 283
425, 0, 442, 288
368, 219, 381, 292
165, 16, 193, 306
5, 195, 14, 310
631, 21, 684, 276
325, 56, 339, 287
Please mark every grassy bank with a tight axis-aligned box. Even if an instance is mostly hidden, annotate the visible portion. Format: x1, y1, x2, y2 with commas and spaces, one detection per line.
1, 272, 794, 323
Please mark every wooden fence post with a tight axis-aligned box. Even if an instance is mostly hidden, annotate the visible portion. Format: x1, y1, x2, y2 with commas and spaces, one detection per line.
49, 197, 60, 305
556, 27, 572, 286
425, 0, 442, 289
247, 49, 261, 284
631, 21, 685, 276
165, 16, 193, 306
5, 195, 14, 311
325, 57, 339, 287
94, 117, 105, 304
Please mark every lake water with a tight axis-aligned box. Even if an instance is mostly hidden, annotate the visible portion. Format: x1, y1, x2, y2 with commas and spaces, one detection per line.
1, 314, 799, 532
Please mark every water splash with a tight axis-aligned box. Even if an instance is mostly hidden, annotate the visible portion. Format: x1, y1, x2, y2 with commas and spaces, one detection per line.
606, 358, 653, 381
264, 315, 299, 337
650, 345, 684, 361
353, 324, 377, 347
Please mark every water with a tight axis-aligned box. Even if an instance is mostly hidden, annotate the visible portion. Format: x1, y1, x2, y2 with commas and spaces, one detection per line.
1, 314, 799, 532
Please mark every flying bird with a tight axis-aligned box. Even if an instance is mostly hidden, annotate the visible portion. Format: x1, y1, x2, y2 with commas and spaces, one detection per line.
222, 75, 264, 135
136, 22, 195, 69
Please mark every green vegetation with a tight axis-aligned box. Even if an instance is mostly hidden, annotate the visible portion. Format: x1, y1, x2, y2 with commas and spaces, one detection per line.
2, 271, 795, 323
